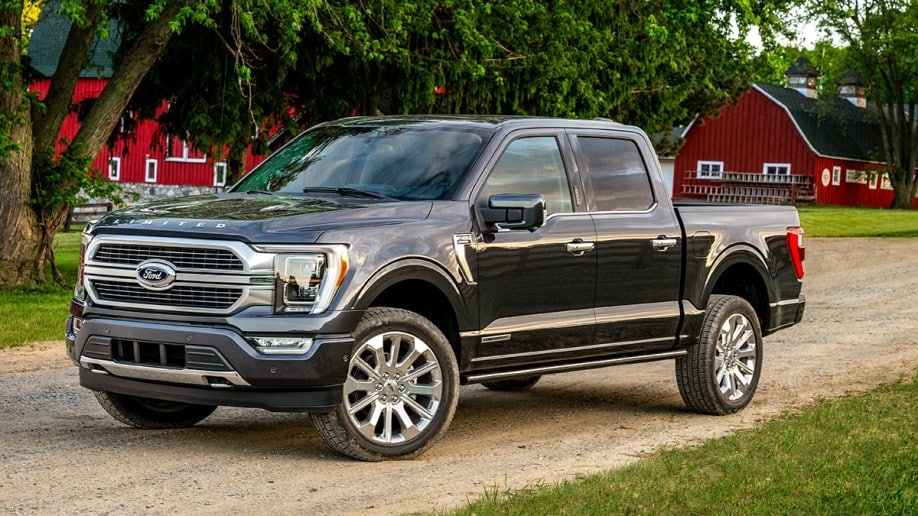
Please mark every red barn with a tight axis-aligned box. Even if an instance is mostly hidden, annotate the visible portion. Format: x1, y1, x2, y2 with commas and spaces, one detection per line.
674, 58, 916, 208
26, 3, 265, 204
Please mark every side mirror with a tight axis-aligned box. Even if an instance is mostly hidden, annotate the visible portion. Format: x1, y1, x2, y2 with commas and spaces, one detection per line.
481, 194, 546, 231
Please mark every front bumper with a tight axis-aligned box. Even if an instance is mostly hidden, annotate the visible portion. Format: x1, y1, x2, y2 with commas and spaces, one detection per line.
66, 315, 356, 412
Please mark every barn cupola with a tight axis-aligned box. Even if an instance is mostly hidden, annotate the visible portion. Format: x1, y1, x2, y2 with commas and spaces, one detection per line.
837, 68, 867, 108
785, 56, 819, 99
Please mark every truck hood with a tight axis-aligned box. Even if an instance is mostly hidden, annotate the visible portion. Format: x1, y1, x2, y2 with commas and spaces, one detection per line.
88, 194, 433, 244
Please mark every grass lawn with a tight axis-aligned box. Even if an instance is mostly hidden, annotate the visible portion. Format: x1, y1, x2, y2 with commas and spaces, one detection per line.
798, 205, 918, 237
0, 230, 81, 349
455, 375, 918, 514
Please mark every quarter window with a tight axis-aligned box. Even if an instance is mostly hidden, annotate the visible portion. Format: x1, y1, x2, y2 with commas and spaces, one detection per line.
577, 137, 654, 212
697, 161, 723, 179
483, 137, 573, 215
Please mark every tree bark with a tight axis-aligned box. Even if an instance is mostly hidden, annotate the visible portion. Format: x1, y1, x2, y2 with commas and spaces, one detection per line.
31, 1, 106, 155
0, 1, 42, 287
68, 0, 191, 162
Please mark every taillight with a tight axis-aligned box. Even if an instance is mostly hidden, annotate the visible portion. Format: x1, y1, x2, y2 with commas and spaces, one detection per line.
786, 227, 805, 280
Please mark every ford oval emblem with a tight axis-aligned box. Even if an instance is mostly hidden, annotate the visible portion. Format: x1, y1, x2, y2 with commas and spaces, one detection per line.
136, 260, 177, 290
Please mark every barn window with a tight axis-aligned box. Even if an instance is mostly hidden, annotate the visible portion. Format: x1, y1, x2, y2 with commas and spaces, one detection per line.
881, 174, 893, 190
763, 163, 791, 175
145, 158, 158, 183
832, 166, 841, 185
846, 169, 867, 184
697, 161, 723, 180
869, 173, 879, 189
165, 135, 207, 163
108, 157, 121, 181
214, 162, 228, 187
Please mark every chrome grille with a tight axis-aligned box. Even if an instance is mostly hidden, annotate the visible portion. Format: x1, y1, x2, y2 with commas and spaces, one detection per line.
93, 243, 244, 271
91, 280, 243, 310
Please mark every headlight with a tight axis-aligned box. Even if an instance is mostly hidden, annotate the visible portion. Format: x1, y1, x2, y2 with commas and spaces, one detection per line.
273, 246, 348, 314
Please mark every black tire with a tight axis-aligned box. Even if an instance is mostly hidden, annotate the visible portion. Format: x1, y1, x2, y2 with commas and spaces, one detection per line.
93, 391, 217, 429
310, 307, 460, 461
481, 376, 542, 392
676, 295, 764, 415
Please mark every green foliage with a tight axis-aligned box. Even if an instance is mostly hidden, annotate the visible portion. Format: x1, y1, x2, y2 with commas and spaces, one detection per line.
30, 142, 133, 213
125, 0, 794, 182
455, 375, 918, 514
753, 41, 854, 92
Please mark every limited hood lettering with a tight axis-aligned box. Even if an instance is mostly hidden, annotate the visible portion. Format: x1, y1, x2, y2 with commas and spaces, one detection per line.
109, 219, 227, 229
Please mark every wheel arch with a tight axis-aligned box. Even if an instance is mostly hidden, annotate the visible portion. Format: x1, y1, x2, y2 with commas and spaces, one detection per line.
703, 245, 775, 332
351, 259, 470, 362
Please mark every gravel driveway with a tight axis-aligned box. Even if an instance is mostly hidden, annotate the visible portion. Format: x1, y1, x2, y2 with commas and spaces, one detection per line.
2, 238, 917, 515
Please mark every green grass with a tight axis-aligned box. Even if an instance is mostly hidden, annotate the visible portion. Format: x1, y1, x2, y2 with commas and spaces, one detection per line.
0, 230, 81, 349
455, 375, 918, 515
798, 205, 918, 237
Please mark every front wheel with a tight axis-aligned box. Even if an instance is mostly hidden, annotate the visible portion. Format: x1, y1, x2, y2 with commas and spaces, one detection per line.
310, 307, 459, 461
676, 295, 763, 415
93, 391, 217, 429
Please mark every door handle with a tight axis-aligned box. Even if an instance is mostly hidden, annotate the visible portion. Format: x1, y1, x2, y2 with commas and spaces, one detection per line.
652, 237, 678, 252
566, 240, 595, 256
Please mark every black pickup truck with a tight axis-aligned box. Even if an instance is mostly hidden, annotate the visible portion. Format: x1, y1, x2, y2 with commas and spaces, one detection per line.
66, 116, 805, 460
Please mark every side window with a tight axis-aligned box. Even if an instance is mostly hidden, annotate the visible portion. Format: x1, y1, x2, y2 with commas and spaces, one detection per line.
483, 136, 573, 215
577, 137, 654, 212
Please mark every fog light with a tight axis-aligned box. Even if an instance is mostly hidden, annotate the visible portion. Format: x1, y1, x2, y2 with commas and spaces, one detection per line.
252, 337, 314, 355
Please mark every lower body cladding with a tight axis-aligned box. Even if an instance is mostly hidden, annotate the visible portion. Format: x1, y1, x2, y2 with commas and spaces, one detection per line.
66, 317, 354, 411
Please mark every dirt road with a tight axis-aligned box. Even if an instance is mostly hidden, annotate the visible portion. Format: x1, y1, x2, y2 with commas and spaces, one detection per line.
2, 238, 917, 515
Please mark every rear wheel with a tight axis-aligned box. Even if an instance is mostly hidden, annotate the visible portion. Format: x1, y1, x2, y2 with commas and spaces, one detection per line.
481, 376, 541, 392
310, 307, 459, 461
676, 295, 763, 415
93, 391, 217, 429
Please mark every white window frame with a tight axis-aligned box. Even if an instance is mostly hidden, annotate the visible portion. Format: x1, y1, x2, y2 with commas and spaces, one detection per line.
846, 169, 867, 184
881, 173, 893, 190
869, 172, 879, 189
108, 156, 121, 181
213, 162, 228, 187
697, 161, 724, 180
165, 138, 207, 163
145, 158, 158, 183
832, 166, 841, 186
763, 163, 791, 175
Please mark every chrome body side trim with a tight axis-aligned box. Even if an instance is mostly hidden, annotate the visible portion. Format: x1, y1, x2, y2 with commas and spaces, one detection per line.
465, 350, 688, 382
471, 336, 675, 363
80, 357, 252, 387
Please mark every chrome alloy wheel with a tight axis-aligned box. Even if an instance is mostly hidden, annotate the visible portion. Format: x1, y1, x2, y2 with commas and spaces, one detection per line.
714, 312, 758, 401
343, 331, 444, 445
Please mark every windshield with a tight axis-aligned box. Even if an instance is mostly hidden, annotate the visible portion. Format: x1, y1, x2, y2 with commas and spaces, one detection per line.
232, 124, 491, 200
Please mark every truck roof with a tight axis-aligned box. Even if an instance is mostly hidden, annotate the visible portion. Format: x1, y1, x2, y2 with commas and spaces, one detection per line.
326, 115, 634, 133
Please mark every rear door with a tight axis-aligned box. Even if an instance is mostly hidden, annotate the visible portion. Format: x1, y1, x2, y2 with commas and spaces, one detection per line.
569, 131, 683, 353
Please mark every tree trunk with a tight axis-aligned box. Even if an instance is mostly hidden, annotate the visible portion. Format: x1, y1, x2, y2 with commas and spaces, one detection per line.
0, 1, 43, 287
68, 0, 191, 161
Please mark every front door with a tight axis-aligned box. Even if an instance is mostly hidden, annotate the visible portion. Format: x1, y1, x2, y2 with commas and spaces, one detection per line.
471, 133, 597, 368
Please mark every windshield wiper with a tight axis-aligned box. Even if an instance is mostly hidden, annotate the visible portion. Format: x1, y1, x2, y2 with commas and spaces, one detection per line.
302, 186, 395, 200
243, 189, 279, 196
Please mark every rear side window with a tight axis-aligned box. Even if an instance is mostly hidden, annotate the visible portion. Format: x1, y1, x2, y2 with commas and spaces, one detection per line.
577, 137, 654, 212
